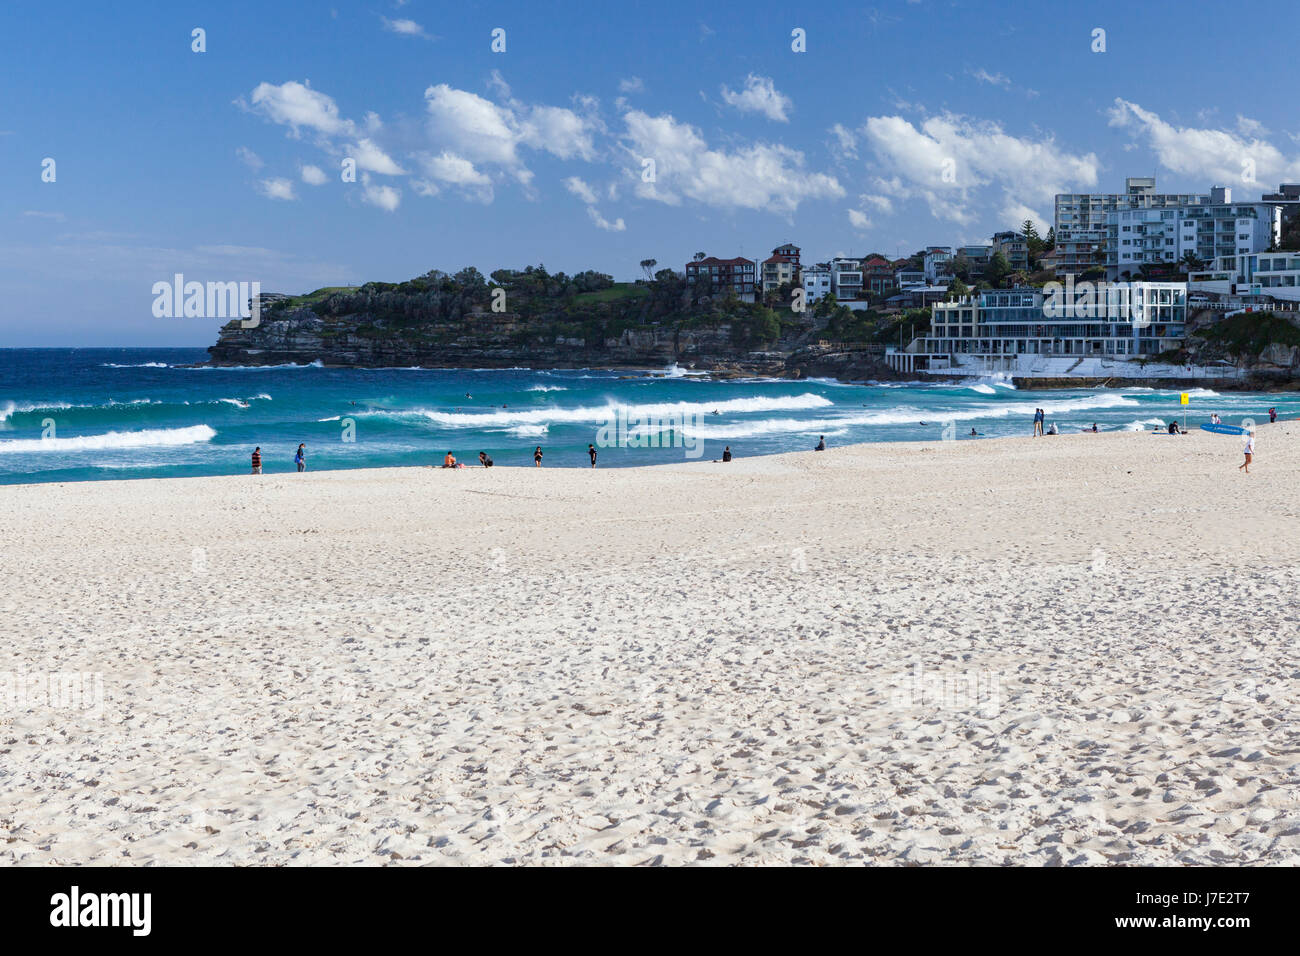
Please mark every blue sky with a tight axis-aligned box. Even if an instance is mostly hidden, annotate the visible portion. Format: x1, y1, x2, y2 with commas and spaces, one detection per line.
3, 0, 1298, 346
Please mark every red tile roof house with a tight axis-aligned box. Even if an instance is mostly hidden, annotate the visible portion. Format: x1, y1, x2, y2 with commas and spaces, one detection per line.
761, 243, 802, 294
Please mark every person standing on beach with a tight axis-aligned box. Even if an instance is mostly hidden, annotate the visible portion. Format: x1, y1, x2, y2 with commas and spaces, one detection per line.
251, 447, 262, 474
1240, 430, 1255, 473
588, 444, 597, 468
295, 443, 306, 472
534, 446, 543, 467
1269, 407, 1277, 424
1033, 408, 1044, 437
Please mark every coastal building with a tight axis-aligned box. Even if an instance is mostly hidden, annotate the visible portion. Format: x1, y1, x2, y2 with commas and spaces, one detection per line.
684, 256, 757, 301
1261, 183, 1300, 223
955, 244, 992, 279
830, 257, 864, 300
1054, 177, 1217, 275
895, 267, 925, 289
802, 265, 832, 305
1106, 196, 1281, 281
991, 231, 1029, 272
912, 282, 1188, 370
1189, 251, 1300, 303
862, 255, 896, 295
923, 246, 954, 283
762, 243, 801, 294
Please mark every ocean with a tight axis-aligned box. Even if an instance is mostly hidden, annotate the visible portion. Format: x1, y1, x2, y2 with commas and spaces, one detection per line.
0, 348, 1288, 484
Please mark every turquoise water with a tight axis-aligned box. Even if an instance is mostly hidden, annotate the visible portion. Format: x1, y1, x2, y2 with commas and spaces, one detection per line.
0, 348, 1289, 484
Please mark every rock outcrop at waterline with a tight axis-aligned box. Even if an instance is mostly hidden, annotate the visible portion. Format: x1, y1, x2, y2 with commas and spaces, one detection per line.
206, 306, 798, 373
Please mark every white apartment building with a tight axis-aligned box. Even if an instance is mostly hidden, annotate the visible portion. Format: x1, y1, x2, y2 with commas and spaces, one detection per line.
1189, 251, 1300, 303
919, 282, 1188, 362
1054, 176, 1215, 274
1107, 196, 1281, 280
802, 265, 832, 304
923, 247, 953, 283
830, 257, 864, 300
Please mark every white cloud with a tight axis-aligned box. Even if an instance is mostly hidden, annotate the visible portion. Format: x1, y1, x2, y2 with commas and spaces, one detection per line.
564, 176, 599, 205
300, 164, 328, 186
859, 111, 1098, 226
587, 207, 626, 232
236, 146, 264, 169
621, 110, 843, 213
350, 137, 406, 175
360, 174, 400, 211
421, 82, 598, 195
424, 84, 523, 167
848, 209, 872, 230
22, 210, 66, 222
258, 178, 297, 201
860, 194, 893, 213
828, 123, 858, 160
1108, 98, 1300, 184
970, 68, 1010, 88
382, 17, 429, 38
247, 81, 353, 137
619, 77, 645, 94
719, 74, 792, 122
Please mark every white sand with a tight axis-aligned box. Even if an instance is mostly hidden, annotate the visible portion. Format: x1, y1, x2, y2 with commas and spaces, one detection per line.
2, 425, 1298, 865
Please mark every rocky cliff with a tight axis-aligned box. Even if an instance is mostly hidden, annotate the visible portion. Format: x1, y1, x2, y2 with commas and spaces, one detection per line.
207, 306, 792, 375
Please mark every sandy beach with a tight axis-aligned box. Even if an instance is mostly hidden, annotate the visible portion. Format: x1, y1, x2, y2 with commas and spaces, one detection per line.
2, 425, 1298, 866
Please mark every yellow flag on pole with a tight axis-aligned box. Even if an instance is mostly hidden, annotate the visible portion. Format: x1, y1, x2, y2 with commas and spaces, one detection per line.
1180, 392, 1190, 405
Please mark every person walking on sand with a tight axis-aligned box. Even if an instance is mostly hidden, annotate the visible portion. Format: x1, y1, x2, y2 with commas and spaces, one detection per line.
1239, 429, 1255, 473
295, 443, 306, 472
534, 446, 543, 467
251, 446, 262, 474
588, 443, 597, 468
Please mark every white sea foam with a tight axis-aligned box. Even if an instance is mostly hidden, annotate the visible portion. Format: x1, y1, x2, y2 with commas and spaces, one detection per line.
526, 385, 568, 392
372, 393, 835, 429
101, 362, 169, 368
508, 424, 550, 437
0, 425, 217, 453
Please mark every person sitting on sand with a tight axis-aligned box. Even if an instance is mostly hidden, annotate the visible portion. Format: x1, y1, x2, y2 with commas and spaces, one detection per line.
1046, 422, 1058, 435
815, 436, 826, 451
969, 428, 979, 437
443, 451, 457, 468
478, 451, 493, 468
722, 446, 732, 462
1091, 423, 1098, 433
